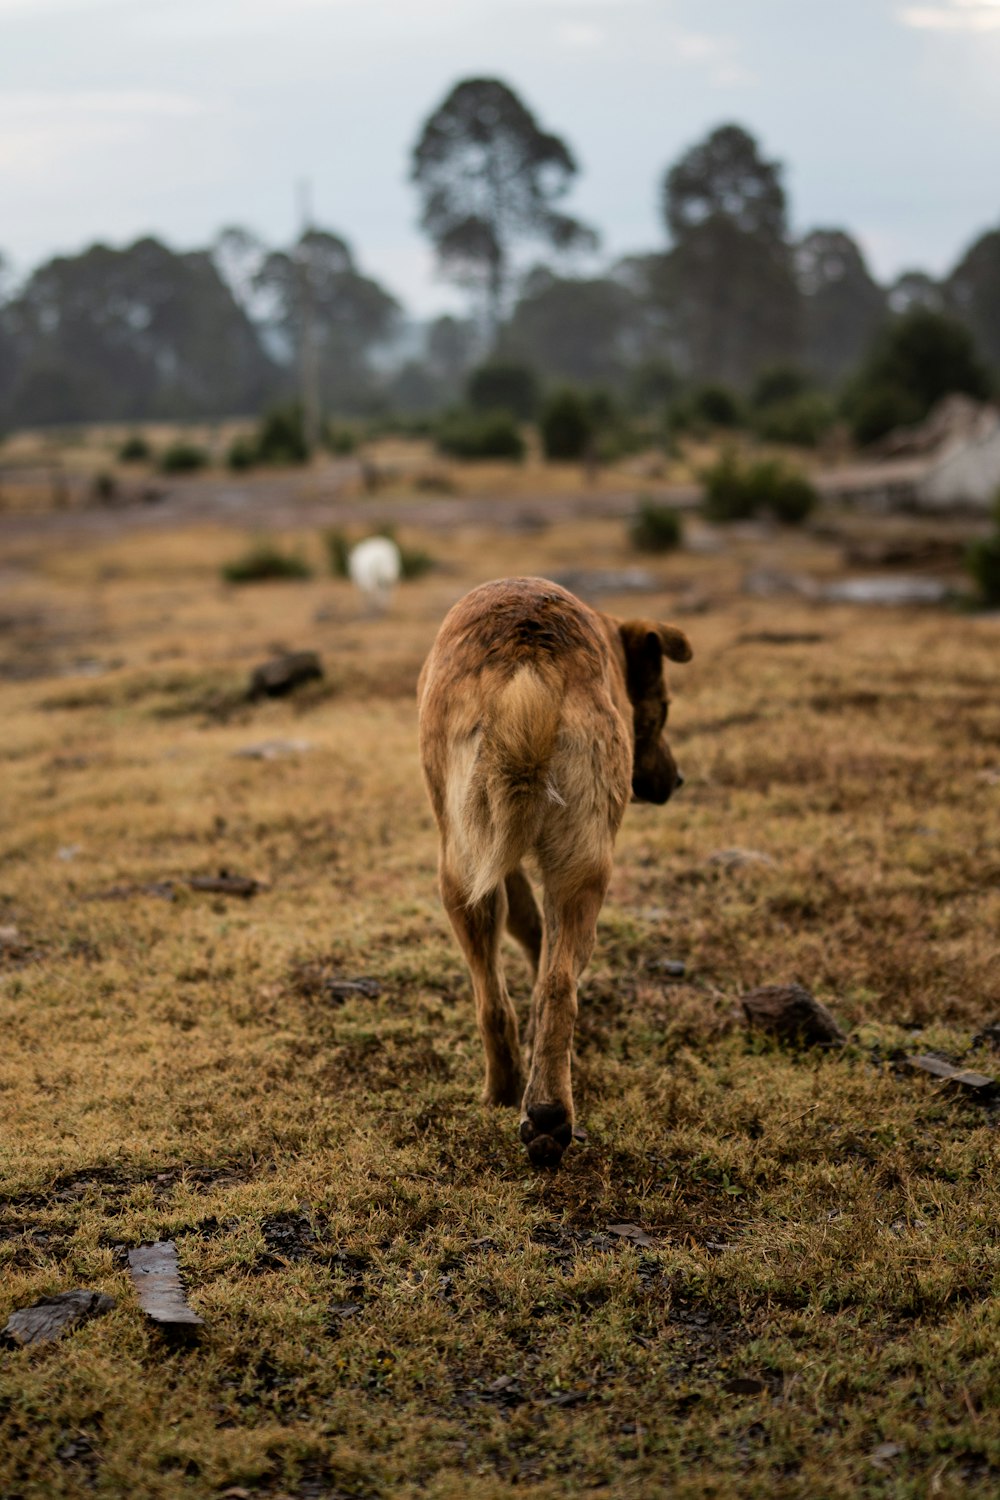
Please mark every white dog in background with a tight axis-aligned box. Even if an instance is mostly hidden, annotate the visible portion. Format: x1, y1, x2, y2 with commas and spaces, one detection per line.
348, 534, 402, 614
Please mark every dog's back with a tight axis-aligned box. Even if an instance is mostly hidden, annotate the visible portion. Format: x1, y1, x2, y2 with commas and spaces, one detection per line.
418, 577, 631, 904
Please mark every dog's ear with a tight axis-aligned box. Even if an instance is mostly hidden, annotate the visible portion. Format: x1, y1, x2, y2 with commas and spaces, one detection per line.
656, 624, 693, 663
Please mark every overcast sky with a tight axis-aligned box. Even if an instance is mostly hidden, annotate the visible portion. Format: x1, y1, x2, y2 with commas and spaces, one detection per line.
2, 0, 999, 315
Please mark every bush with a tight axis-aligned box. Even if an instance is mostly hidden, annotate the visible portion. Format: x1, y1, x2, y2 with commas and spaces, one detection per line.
324, 526, 435, 581
703, 451, 817, 525
966, 490, 1000, 605
226, 436, 258, 472
752, 393, 836, 447
255, 404, 309, 465
844, 384, 923, 448
324, 424, 357, 456
751, 366, 812, 410
324, 529, 351, 578
118, 433, 151, 463
466, 362, 540, 420
436, 410, 525, 461
221, 543, 312, 584
91, 471, 117, 503
158, 441, 208, 475
669, 384, 744, 436
539, 389, 594, 461
966, 534, 1000, 606
629, 499, 683, 553
843, 308, 992, 445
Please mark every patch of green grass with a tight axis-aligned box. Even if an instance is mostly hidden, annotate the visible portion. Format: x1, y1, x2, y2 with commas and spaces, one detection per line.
222, 542, 313, 583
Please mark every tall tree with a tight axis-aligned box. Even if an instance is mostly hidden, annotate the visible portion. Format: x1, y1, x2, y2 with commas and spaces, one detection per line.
946, 226, 1000, 375
796, 228, 886, 384
240, 228, 400, 414
661, 123, 799, 387
504, 266, 644, 390
410, 77, 597, 337
2, 237, 275, 425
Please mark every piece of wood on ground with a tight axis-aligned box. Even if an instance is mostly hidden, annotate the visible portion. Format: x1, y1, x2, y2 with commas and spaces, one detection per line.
127, 1240, 204, 1332
248, 651, 323, 700
740, 984, 846, 1048
2, 1289, 115, 1347
902, 1054, 996, 1095
606, 1222, 657, 1249
187, 870, 266, 898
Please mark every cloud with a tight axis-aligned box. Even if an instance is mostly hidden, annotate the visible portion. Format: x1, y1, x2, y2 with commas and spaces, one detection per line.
0, 91, 213, 177
898, 1, 1000, 28
557, 19, 605, 46
0, 90, 209, 119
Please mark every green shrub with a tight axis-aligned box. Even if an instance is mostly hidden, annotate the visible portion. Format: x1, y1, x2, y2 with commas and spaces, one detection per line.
752, 393, 836, 447
466, 362, 540, 420
118, 433, 151, 462
158, 441, 208, 475
323, 529, 351, 579
539, 389, 594, 461
843, 308, 992, 446
668, 384, 744, 436
844, 384, 923, 447
629, 499, 683, 553
221, 543, 313, 584
703, 451, 817, 525
324, 424, 357, 456
436, 410, 525, 461
966, 534, 1000, 606
226, 436, 258, 472
751, 366, 812, 410
255, 404, 309, 465
91, 471, 117, 502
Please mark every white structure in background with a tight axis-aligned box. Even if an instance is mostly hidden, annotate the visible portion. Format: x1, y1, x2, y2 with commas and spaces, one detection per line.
820, 396, 1000, 512
916, 402, 1000, 510
348, 535, 402, 614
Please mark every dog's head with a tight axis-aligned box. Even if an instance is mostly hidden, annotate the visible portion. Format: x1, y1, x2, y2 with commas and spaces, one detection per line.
615, 619, 693, 804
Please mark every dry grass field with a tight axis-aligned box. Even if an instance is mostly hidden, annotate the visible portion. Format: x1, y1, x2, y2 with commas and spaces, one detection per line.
1, 492, 999, 1498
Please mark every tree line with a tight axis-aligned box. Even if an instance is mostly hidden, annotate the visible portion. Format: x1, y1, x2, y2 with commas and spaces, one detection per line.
0, 76, 998, 435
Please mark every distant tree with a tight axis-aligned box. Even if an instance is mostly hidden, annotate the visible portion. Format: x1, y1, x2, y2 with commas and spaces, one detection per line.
2, 237, 275, 425
795, 229, 887, 384
250, 228, 400, 413
466, 361, 539, 419
504, 266, 642, 390
887, 270, 944, 316
426, 314, 480, 394
410, 77, 597, 336
946, 227, 1000, 374
661, 123, 799, 387
844, 306, 992, 444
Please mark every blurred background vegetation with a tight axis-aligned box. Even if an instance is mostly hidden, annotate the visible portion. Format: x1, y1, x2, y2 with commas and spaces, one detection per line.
1, 80, 997, 457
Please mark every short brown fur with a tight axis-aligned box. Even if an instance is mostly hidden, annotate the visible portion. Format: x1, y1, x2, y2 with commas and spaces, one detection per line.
418, 577, 692, 1167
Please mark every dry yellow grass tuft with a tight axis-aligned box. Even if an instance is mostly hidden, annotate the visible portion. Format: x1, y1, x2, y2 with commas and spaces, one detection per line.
1, 501, 999, 1497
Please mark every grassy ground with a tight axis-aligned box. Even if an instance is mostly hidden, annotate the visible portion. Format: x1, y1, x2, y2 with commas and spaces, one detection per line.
1, 502, 999, 1498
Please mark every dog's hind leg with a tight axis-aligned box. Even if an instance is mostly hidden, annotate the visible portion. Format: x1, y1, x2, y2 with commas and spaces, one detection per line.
441, 858, 524, 1108
504, 867, 543, 982
519, 860, 610, 1168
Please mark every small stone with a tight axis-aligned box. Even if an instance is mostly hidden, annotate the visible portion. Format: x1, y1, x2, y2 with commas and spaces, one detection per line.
248, 651, 323, 700
2, 1290, 115, 1347
740, 984, 846, 1048
234, 739, 312, 760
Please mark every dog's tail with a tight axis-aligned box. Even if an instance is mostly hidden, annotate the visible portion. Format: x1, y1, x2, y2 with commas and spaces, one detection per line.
449, 665, 563, 906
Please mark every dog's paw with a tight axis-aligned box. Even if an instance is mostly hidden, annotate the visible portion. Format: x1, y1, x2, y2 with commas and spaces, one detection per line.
520, 1102, 573, 1169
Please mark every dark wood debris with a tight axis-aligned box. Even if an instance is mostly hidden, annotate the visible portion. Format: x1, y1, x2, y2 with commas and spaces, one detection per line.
1, 1289, 115, 1347
127, 1240, 204, 1332
739, 984, 846, 1048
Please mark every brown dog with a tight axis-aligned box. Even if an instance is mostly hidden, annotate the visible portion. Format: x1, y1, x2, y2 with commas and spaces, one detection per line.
418, 576, 692, 1167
